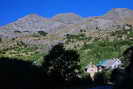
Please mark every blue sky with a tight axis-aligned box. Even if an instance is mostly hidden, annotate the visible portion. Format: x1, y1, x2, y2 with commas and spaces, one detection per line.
0, 0, 132, 26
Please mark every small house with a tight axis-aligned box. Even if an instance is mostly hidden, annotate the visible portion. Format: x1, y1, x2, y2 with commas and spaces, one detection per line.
85, 64, 98, 80
96, 58, 122, 69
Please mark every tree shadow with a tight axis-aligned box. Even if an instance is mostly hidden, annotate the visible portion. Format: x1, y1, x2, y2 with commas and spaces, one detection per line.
42, 43, 93, 89
112, 46, 133, 89
0, 57, 47, 89
42, 43, 81, 89
93, 71, 108, 86
0, 43, 95, 89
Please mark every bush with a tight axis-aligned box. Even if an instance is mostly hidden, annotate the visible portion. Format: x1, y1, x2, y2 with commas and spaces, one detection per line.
38, 31, 48, 36
14, 30, 21, 33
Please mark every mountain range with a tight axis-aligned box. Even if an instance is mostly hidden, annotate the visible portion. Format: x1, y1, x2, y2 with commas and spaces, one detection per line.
0, 8, 133, 47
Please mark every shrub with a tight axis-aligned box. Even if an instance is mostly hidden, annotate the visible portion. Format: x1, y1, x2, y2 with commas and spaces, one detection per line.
14, 30, 21, 33
38, 31, 48, 36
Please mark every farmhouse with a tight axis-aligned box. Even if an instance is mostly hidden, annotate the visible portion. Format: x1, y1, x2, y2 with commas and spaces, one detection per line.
85, 58, 122, 79
96, 58, 122, 69
85, 64, 98, 79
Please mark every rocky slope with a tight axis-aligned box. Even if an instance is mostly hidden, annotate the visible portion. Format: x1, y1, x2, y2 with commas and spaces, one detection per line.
0, 8, 133, 48
1, 8, 133, 33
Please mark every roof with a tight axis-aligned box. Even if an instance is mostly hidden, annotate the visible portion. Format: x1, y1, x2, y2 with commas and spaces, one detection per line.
96, 59, 120, 67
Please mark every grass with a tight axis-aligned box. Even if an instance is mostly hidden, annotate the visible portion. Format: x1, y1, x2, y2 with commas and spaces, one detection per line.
0, 45, 46, 65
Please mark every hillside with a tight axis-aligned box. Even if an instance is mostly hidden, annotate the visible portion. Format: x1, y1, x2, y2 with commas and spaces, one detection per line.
0, 8, 133, 66
64, 26, 133, 67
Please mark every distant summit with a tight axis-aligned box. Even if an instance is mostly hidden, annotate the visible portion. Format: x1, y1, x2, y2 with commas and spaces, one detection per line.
17, 14, 48, 22
0, 13, 67, 33
51, 13, 82, 24
103, 8, 133, 24
0, 8, 133, 35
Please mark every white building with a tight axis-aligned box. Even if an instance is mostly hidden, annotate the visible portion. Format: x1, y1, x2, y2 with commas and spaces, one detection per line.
97, 58, 122, 69
85, 64, 98, 80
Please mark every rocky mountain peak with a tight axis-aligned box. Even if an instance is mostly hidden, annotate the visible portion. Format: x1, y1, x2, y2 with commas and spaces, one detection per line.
23, 13, 40, 18
103, 8, 133, 24
17, 13, 48, 23
106, 8, 133, 16
0, 13, 50, 32
111, 8, 131, 12
51, 13, 82, 24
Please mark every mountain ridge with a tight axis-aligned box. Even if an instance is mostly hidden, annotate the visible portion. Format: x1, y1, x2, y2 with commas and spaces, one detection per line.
1, 8, 133, 30
0, 8, 133, 47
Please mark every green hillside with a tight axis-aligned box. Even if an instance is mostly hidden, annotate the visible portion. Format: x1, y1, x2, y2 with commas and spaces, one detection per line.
64, 27, 133, 68
0, 26, 133, 68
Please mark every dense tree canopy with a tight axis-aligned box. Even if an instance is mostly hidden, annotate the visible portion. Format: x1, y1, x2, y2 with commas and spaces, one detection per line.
42, 43, 81, 81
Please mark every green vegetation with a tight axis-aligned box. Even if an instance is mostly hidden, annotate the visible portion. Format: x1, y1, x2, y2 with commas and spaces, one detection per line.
80, 40, 133, 67
64, 27, 133, 68
0, 26, 133, 71
37, 31, 48, 36
0, 47, 44, 61
14, 30, 22, 33
43, 43, 81, 81
65, 33, 91, 43
0, 27, 133, 87
31, 31, 48, 37
0, 41, 46, 65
